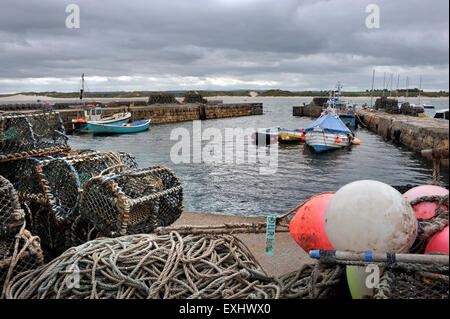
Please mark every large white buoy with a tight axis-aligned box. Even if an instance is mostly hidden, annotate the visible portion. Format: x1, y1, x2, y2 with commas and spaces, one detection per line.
325, 180, 417, 253
325, 180, 418, 299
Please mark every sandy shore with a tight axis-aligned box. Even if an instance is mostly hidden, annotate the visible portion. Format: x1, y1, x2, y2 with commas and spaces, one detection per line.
0, 94, 150, 102
0, 93, 448, 102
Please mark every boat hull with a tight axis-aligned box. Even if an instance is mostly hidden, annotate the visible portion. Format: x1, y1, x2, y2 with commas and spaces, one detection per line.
338, 115, 356, 128
74, 113, 132, 133
91, 120, 151, 135
279, 130, 305, 143
305, 130, 351, 153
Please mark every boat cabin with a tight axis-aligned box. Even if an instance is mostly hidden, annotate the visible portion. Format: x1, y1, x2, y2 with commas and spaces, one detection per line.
434, 109, 449, 120
83, 105, 103, 122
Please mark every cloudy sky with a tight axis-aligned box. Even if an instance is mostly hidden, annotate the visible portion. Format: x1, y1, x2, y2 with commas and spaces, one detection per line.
0, 0, 448, 93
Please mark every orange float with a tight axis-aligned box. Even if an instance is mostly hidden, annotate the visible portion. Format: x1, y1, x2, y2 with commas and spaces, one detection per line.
425, 226, 449, 254
289, 192, 335, 253
403, 185, 449, 219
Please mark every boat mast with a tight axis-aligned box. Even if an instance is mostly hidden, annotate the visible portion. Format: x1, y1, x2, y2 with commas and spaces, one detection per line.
80, 73, 85, 106
418, 75, 422, 105
396, 74, 400, 97
389, 73, 393, 97
406, 76, 409, 100
382, 72, 386, 97
370, 69, 375, 108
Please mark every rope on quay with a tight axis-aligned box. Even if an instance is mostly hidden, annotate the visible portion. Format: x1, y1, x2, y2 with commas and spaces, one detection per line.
4, 232, 282, 299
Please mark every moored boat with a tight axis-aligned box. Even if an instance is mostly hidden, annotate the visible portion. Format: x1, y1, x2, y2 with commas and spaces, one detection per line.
278, 128, 306, 143
91, 119, 151, 135
252, 127, 280, 145
305, 114, 355, 153
72, 105, 131, 133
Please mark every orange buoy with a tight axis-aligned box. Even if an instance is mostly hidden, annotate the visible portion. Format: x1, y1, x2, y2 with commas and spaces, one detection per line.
300, 133, 306, 143
403, 185, 449, 219
289, 193, 335, 253
425, 226, 449, 254
335, 137, 341, 144
352, 137, 361, 145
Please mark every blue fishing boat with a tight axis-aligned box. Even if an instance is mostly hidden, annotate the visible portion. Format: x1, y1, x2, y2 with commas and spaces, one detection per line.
72, 105, 131, 133
71, 75, 131, 133
322, 82, 357, 129
305, 114, 354, 153
91, 119, 151, 135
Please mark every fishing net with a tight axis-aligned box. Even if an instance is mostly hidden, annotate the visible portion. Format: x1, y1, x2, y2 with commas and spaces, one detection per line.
275, 263, 344, 299
409, 193, 449, 254
0, 226, 44, 298
75, 165, 183, 240
0, 110, 69, 162
374, 264, 448, 299
5, 232, 281, 299
0, 176, 44, 297
0, 176, 25, 237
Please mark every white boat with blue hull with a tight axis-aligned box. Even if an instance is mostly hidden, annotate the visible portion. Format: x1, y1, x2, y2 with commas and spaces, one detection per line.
305, 114, 354, 153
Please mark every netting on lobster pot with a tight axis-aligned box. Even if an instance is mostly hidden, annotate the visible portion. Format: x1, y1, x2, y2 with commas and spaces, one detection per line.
0, 175, 25, 237
0, 227, 44, 297
0, 110, 69, 162
77, 165, 183, 238
374, 263, 449, 299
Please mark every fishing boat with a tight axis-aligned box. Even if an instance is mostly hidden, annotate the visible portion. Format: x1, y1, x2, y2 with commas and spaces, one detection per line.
278, 128, 305, 143
434, 109, 449, 120
91, 119, 151, 135
322, 82, 356, 128
72, 104, 132, 133
305, 113, 355, 153
71, 74, 132, 133
252, 127, 280, 145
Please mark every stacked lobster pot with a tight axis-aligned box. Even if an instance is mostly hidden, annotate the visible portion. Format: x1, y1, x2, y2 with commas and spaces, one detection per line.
0, 109, 70, 162
1, 109, 185, 266
7, 151, 138, 256
71, 165, 184, 246
0, 175, 44, 296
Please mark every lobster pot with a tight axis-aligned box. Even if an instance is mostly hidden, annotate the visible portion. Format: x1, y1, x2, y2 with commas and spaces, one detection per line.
0, 175, 25, 237
0, 228, 44, 294
374, 266, 449, 299
78, 165, 183, 237
0, 110, 69, 162
1, 152, 137, 255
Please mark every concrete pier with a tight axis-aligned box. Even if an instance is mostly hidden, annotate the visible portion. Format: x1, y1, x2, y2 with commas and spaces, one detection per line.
356, 109, 449, 166
173, 212, 312, 277
293, 97, 327, 117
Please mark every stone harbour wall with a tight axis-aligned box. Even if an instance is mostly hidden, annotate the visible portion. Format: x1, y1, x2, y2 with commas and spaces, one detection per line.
356, 109, 449, 167
55, 102, 263, 133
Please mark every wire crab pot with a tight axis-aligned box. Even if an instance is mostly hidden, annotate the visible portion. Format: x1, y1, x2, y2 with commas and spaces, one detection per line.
0, 175, 25, 238
75, 165, 183, 240
3, 152, 137, 255
0, 175, 43, 295
0, 110, 69, 162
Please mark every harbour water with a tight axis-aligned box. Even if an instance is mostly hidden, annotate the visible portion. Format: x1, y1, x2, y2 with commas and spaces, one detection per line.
69, 97, 449, 217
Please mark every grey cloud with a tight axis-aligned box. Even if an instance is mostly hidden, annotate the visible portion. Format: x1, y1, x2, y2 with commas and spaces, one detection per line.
0, 0, 448, 92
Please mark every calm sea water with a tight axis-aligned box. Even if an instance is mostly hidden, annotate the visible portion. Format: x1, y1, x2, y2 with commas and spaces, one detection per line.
67, 97, 449, 217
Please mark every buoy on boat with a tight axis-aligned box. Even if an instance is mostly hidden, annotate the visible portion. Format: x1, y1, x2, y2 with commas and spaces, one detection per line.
425, 226, 449, 254
403, 185, 449, 219
335, 137, 341, 144
289, 193, 335, 253
352, 137, 361, 145
325, 180, 418, 299
325, 180, 417, 253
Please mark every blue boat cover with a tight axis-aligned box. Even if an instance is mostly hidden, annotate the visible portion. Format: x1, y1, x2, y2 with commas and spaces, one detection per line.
305, 114, 351, 134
